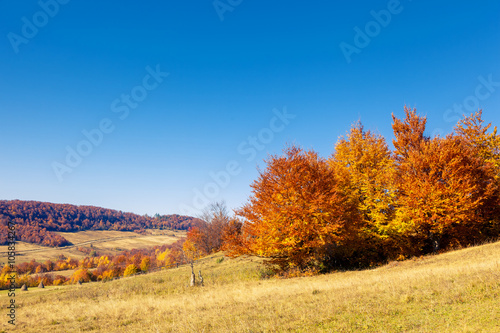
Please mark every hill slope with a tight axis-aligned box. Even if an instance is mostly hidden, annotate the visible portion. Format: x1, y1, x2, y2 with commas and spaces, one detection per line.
3, 240, 500, 332
0, 200, 201, 246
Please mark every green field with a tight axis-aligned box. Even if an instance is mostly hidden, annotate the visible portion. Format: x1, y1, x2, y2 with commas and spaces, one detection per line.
1, 239, 499, 332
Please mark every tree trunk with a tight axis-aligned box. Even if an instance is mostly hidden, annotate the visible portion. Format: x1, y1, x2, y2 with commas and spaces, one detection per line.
189, 262, 196, 287
429, 232, 441, 253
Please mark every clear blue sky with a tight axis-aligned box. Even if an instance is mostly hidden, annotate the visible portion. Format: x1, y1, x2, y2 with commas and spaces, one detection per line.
1, 0, 499, 217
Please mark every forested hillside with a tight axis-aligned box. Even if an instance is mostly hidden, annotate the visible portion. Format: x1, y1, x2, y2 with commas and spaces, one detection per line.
0, 200, 201, 246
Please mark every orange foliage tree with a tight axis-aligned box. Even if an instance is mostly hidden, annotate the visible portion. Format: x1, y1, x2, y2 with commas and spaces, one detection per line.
392, 108, 499, 253
453, 111, 500, 239
234, 145, 360, 272
71, 268, 91, 283
184, 227, 207, 256
455, 110, 500, 175
221, 218, 246, 255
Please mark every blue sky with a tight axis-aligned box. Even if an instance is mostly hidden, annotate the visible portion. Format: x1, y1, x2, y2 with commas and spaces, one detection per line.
1, 0, 499, 216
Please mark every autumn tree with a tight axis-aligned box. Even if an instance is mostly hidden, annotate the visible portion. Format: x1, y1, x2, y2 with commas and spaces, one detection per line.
44, 260, 54, 272
185, 227, 206, 255
123, 264, 138, 277
235, 145, 359, 272
391, 107, 429, 254
455, 110, 500, 174
454, 111, 500, 238
140, 257, 151, 272
329, 122, 397, 259
221, 218, 246, 256
182, 238, 202, 264
197, 201, 231, 253
53, 275, 67, 286
392, 107, 428, 162
392, 107, 498, 253
71, 268, 91, 283
156, 248, 173, 268
182, 201, 233, 259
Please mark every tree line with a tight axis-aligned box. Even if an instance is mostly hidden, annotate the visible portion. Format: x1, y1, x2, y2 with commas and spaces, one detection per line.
0, 239, 187, 289
0, 200, 202, 246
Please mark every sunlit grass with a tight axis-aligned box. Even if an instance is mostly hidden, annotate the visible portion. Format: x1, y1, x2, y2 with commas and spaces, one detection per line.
1, 242, 500, 332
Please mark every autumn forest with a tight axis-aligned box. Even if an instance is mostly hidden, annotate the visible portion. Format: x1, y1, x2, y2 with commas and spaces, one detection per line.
0, 200, 202, 246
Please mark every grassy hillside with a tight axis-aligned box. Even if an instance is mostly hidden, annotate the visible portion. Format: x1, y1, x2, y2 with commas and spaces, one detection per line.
1, 241, 500, 332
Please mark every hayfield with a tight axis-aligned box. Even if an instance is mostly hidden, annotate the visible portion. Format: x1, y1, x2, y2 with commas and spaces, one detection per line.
0, 229, 185, 264
1, 240, 499, 332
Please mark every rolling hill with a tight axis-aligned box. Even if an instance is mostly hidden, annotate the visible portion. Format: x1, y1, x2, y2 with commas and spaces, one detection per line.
0, 200, 201, 246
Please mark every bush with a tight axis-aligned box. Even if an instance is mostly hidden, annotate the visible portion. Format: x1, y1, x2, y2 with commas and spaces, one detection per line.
123, 264, 138, 277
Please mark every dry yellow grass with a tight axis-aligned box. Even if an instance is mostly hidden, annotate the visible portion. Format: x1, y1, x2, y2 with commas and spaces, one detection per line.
0, 230, 185, 264
1, 241, 500, 332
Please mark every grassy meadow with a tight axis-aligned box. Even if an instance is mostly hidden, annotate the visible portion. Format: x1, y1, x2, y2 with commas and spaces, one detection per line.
1, 241, 500, 332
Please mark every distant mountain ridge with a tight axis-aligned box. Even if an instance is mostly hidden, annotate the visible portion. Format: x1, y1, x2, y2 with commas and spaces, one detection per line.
0, 200, 201, 247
